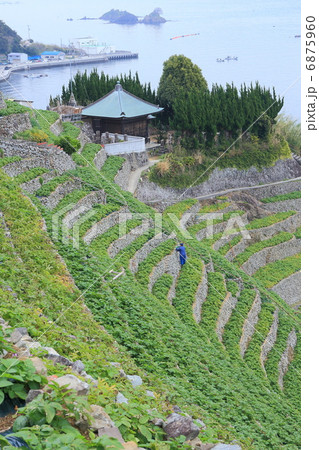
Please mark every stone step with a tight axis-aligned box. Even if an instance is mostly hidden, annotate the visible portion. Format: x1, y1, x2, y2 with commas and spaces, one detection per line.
239, 292, 262, 357
83, 207, 129, 245
40, 179, 83, 210
278, 329, 297, 390
260, 309, 279, 371
240, 238, 301, 276
62, 190, 106, 229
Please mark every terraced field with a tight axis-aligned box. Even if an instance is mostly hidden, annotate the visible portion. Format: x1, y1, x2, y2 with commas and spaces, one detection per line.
0, 140, 301, 449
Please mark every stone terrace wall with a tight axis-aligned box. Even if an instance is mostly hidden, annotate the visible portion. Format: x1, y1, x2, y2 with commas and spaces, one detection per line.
0, 138, 76, 174
0, 113, 32, 138
136, 159, 301, 203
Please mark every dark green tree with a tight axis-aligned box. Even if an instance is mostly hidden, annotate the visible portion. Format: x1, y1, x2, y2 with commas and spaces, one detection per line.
157, 55, 208, 121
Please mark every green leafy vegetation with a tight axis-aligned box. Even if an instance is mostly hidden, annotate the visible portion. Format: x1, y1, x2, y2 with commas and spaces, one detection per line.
234, 232, 294, 266
61, 121, 81, 138
218, 235, 242, 256
0, 100, 29, 116
136, 240, 176, 286
152, 273, 174, 303
199, 202, 231, 213
0, 155, 21, 168
0, 358, 45, 404
222, 289, 256, 358
188, 210, 245, 235
294, 226, 301, 239
246, 211, 296, 229
0, 140, 301, 448
14, 167, 50, 184
35, 174, 73, 196
260, 191, 301, 203
226, 280, 239, 297
253, 254, 301, 288
200, 272, 226, 337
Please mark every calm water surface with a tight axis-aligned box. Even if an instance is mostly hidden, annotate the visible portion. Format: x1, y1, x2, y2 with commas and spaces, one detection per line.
0, 0, 300, 119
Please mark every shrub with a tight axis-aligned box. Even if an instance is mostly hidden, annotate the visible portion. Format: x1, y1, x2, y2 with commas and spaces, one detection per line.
54, 135, 81, 155
15, 128, 49, 143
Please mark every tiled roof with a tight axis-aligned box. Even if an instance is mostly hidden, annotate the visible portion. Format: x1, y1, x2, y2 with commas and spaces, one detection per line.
82, 82, 163, 119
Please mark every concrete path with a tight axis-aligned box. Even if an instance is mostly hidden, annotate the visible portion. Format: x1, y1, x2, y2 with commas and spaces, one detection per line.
127, 159, 159, 194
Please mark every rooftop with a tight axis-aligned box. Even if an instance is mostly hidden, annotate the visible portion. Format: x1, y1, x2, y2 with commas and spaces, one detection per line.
82, 82, 163, 119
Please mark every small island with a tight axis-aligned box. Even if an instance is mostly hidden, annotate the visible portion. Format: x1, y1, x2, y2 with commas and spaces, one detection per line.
99, 8, 166, 25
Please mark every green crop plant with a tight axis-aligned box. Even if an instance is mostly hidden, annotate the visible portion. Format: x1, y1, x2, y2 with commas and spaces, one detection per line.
218, 235, 242, 256
260, 191, 301, 203
222, 289, 257, 359
188, 211, 245, 235
89, 219, 143, 259
173, 257, 203, 326
14, 167, 50, 184
264, 312, 296, 391
78, 203, 122, 238
0, 358, 46, 404
35, 174, 73, 197
198, 201, 231, 213
152, 274, 174, 303
200, 272, 226, 339
246, 211, 296, 230
253, 254, 301, 288
243, 300, 276, 376
163, 199, 197, 219
0, 156, 22, 168
234, 232, 294, 266
294, 226, 301, 239
61, 121, 81, 138
226, 280, 239, 297
136, 240, 176, 286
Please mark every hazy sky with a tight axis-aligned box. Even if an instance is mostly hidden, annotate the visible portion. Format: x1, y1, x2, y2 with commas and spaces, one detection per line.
1, 0, 300, 40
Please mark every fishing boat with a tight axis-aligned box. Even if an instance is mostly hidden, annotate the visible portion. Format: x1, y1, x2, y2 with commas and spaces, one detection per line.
23, 73, 48, 78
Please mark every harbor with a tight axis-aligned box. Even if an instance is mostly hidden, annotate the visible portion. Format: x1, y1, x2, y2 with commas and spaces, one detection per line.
0, 51, 138, 83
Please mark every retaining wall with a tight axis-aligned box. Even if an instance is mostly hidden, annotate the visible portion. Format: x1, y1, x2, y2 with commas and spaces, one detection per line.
241, 238, 301, 275
136, 159, 301, 203
0, 138, 76, 174
40, 179, 82, 210
271, 271, 301, 307
0, 113, 32, 138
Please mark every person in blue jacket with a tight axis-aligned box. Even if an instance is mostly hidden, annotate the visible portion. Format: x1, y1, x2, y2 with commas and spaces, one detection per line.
176, 243, 187, 267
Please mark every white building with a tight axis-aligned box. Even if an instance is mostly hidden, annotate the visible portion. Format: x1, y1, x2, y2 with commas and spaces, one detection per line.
70, 37, 115, 56
41, 51, 65, 61
7, 53, 28, 64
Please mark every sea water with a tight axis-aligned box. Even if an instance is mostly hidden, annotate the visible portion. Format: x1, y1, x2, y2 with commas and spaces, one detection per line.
0, 0, 300, 119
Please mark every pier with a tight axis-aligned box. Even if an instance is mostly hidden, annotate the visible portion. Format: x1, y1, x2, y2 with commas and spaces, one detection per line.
0, 51, 138, 83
